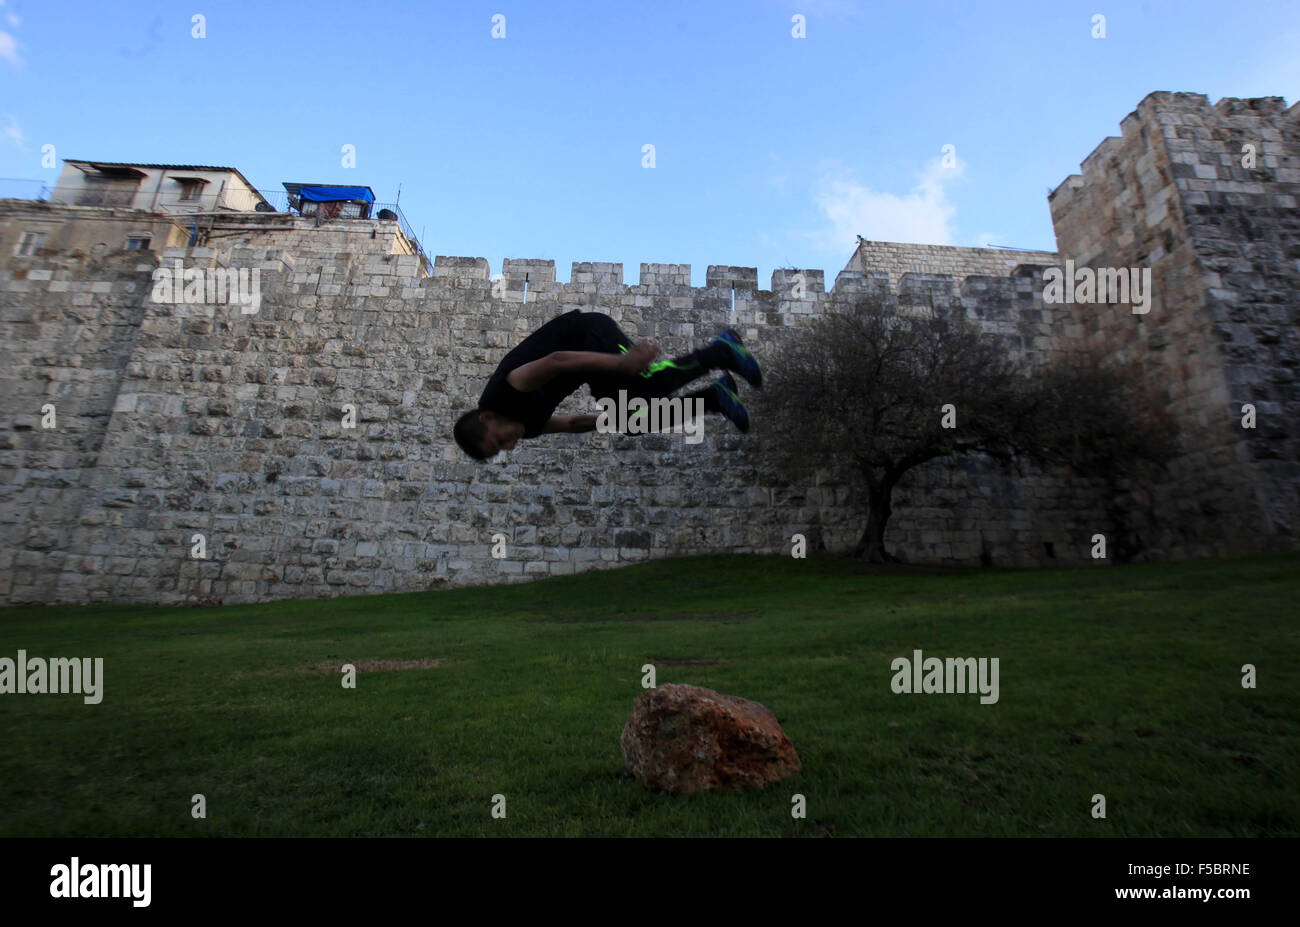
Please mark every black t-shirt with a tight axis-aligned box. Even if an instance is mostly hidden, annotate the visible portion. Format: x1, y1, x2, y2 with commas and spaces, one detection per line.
479, 310, 597, 438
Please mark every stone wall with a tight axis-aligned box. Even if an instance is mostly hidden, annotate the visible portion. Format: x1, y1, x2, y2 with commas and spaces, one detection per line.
0, 233, 1111, 605
0, 247, 153, 601
195, 212, 422, 263
1181, 96, 1300, 542
1, 91, 1295, 606
1049, 91, 1299, 557
844, 239, 1059, 291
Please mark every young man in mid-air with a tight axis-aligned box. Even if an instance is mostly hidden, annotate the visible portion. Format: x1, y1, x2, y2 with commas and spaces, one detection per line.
453, 309, 762, 460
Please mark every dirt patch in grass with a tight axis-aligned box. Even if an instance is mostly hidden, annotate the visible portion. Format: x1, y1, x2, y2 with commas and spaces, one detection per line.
305, 658, 446, 673
654, 659, 728, 667
249, 658, 447, 676
540, 610, 756, 624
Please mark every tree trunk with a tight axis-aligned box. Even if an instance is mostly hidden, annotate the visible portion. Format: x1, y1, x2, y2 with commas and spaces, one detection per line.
854, 481, 894, 562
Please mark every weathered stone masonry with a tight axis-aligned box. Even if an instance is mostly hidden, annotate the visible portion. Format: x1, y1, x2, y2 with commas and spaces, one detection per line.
0, 92, 1295, 605
1050, 92, 1300, 557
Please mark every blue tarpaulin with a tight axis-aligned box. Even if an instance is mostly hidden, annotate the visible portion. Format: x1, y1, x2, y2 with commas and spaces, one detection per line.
297, 185, 374, 204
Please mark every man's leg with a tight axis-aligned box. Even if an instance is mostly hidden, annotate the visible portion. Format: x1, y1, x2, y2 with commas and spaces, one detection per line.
576, 313, 756, 432
603, 373, 749, 434
577, 312, 750, 399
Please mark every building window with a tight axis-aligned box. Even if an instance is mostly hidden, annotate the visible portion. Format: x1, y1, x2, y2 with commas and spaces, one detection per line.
77, 175, 139, 207
177, 180, 204, 202
15, 231, 46, 257
126, 237, 151, 251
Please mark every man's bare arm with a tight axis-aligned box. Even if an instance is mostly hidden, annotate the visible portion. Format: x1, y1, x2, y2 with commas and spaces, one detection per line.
541, 414, 601, 434
507, 344, 659, 392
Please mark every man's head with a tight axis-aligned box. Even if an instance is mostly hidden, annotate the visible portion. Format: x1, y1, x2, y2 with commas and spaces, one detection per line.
454, 408, 525, 460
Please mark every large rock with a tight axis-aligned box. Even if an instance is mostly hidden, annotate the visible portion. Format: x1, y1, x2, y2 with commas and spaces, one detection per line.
620, 684, 801, 793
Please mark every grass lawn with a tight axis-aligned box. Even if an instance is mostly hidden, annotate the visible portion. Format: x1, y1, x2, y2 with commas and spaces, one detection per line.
2, 552, 1297, 837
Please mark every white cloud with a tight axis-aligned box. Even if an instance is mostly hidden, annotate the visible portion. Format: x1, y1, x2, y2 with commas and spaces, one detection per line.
0, 30, 20, 67
800, 156, 966, 258
7, 14, 20, 29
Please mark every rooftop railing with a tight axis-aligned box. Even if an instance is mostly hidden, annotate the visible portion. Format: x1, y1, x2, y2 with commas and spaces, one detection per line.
0, 180, 427, 266
367, 201, 426, 264
0, 178, 52, 201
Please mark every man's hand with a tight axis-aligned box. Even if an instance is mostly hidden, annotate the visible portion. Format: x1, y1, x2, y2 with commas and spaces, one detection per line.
542, 414, 601, 434
617, 342, 660, 376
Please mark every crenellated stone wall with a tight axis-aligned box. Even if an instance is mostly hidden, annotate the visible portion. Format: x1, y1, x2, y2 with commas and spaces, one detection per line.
0, 236, 1104, 605
1, 91, 1296, 606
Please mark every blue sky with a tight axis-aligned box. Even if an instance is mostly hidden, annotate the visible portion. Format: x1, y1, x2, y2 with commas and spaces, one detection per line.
2, 0, 1296, 286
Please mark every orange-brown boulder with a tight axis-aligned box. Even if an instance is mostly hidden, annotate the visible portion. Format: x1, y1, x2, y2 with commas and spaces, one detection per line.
620, 684, 801, 793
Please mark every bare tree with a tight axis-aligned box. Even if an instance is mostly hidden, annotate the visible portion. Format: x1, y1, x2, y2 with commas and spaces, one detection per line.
756, 295, 1177, 562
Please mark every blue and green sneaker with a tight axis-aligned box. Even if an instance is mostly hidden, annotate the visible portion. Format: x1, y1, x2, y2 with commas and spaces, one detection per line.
713, 329, 763, 388
713, 373, 749, 433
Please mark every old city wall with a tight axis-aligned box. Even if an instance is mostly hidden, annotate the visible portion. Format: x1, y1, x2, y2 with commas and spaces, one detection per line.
3, 92, 1295, 605
1, 239, 1109, 604
1049, 91, 1300, 557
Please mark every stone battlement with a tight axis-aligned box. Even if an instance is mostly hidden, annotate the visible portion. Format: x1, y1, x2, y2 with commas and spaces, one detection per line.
147, 241, 1053, 307
434, 257, 806, 292
0, 91, 1295, 607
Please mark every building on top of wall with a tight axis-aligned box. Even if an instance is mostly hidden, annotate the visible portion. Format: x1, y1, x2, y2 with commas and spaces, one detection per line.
842, 238, 1060, 293
283, 182, 377, 220
3, 159, 430, 276
49, 160, 270, 214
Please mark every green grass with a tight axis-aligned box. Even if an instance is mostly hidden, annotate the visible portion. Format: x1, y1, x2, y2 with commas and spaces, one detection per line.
2, 552, 1297, 836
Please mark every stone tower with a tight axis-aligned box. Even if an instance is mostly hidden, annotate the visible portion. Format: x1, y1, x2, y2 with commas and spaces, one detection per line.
1049, 91, 1299, 557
